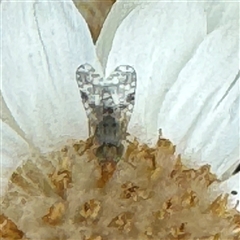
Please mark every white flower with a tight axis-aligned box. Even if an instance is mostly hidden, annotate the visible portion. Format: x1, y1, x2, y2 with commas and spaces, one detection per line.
1, 0, 239, 209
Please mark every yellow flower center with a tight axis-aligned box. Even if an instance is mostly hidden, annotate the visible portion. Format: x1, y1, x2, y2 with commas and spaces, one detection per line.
1, 137, 240, 239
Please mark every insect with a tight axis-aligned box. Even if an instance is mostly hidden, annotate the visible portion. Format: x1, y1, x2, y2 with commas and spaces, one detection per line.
76, 63, 137, 163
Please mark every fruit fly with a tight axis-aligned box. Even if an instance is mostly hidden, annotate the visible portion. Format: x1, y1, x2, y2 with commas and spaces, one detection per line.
76, 63, 137, 163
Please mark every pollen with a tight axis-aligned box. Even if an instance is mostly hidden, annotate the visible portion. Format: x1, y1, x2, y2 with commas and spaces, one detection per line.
1, 137, 239, 239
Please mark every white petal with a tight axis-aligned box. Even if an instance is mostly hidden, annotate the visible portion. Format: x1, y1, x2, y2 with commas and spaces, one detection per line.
105, 2, 206, 145
1, 121, 30, 198
96, 0, 145, 70
1, 1, 99, 152
205, 1, 239, 33
219, 173, 240, 211
157, 22, 239, 177
0, 92, 25, 138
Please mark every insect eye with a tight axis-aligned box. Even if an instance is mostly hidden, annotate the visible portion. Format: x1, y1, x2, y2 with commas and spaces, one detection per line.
112, 123, 117, 127
103, 123, 108, 128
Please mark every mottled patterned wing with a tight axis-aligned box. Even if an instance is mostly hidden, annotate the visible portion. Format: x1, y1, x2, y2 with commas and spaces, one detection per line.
76, 63, 104, 136
76, 64, 137, 145
106, 65, 136, 130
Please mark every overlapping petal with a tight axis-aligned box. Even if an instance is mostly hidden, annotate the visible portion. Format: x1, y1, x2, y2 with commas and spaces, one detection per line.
0, 93, 25, 139
98, 1, 239, 180
157, 22, 239, 177
1, 0, 99, 152
205, 1, 239, 33
101, 2, 207, 144
96, 0, 145, 69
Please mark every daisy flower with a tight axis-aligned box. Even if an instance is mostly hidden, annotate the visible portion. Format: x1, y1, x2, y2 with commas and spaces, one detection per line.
1, 1, 239, 239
